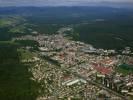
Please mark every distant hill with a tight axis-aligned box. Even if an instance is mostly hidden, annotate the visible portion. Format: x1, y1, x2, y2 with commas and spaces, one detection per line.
0, 6, 133, 50
0, 6, 133, 17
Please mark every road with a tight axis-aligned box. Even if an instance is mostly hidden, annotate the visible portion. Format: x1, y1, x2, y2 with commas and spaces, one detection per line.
40, 55, 127, 100
72, 72, 127, 100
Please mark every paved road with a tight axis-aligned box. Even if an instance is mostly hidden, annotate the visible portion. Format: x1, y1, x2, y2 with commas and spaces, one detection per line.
57, 66, 127, 100
72, 72, 127, 100
41, 55, 127, 100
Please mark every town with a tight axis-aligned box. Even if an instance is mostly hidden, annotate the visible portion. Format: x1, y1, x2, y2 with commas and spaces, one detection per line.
13, 31, 133, 100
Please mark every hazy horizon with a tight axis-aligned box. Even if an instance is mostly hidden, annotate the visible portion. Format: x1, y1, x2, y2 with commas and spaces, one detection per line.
0, 0, 133, 8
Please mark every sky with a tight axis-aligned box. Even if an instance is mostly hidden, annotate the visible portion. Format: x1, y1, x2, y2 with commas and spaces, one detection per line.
0, 0, 133, 7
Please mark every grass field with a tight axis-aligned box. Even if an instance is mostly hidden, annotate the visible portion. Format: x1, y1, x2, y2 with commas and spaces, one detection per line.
116, 64, 133, 75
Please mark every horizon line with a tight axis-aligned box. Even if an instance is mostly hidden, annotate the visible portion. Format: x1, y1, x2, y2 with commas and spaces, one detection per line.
0, 1, 133, 8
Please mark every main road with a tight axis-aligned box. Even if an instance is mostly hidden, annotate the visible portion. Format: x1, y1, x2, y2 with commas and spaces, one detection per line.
40, 54, 127, 100
72, 71, 127, 100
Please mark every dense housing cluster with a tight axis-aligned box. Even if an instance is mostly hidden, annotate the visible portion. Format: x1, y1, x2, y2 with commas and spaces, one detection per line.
13, 31, 133, 100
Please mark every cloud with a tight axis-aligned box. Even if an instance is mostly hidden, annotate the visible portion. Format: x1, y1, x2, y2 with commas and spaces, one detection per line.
0, 0, 133, 6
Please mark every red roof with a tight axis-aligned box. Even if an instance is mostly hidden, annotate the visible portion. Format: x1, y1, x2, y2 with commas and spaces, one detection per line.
92, 63, 112, 75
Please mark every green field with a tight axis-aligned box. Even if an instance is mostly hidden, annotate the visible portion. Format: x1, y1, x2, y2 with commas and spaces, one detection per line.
116, 64, 133, 75
0, 19, 13, 27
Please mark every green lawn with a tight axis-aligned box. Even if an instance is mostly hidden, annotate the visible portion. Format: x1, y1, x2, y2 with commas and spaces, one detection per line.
116, 64, 133, 75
